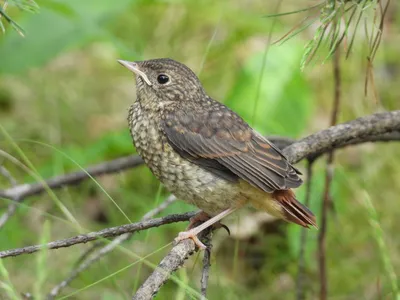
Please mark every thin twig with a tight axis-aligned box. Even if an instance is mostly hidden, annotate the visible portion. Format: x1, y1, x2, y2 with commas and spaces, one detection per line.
200, 229, 213, 300
0, 155, 143, 229
46, 195, 178, 299
319, 44, 341, 300
296, 159, 314, 300
0, 211, 195, 259
0, 155, 144, 201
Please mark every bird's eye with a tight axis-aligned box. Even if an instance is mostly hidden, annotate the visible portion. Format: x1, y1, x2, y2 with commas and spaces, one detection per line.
157, 74, 170, 84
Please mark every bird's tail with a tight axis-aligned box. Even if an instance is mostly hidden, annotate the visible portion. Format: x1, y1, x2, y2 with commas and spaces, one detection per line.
272, 190, 318, 229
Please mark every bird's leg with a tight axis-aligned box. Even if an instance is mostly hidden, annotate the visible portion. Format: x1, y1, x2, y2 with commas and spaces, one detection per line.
186, 211, 211, 230
175, 206, 238, 250
187, 211, 231, 235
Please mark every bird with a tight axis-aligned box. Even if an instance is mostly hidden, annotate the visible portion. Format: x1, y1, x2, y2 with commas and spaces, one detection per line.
118, 58, 317, 249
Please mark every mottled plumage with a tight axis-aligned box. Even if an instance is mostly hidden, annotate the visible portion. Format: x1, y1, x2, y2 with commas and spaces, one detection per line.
119, 58, 317, 246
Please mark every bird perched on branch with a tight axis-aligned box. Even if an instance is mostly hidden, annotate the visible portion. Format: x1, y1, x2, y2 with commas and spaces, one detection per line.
118, 58, 317, 249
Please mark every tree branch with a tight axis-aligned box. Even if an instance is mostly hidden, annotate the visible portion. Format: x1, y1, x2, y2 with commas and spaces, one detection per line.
0, 155, 143, 229
0, 155, 144, 201
132, 228, 212, 300
0, 211, 195, 259
283, 111, 400, 164
132, 239, 197, 300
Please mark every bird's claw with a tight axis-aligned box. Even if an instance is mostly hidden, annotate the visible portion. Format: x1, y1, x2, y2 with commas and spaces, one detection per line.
219, 223, 230, 235
175, 231, 207, 250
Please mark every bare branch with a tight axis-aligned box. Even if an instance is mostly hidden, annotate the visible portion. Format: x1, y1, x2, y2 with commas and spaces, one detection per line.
0, 211, 195, 259
283, 110, 400, 164
0, 155, 143, 230
132, 224, 212, 300
46, 195, 177, 299
0, 155, 143, 201
200, 230, 212, 300
132, 239, 196, 300
270, 131, 400, 159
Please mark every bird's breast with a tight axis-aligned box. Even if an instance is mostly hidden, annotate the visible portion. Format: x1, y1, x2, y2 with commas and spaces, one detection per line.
128, 103, 242, 214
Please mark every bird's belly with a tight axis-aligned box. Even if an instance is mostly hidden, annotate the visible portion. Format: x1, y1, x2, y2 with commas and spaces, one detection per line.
129, 108, 243, 215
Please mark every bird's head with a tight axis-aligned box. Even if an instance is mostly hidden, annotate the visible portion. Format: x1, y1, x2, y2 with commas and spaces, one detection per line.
118, 58, 206, 109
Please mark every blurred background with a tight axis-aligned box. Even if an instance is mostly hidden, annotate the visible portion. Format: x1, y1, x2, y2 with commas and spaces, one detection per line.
0, 0, 399, 299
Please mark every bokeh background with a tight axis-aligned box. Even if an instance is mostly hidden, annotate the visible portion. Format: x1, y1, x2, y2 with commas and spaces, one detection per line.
0, 0, 399, 299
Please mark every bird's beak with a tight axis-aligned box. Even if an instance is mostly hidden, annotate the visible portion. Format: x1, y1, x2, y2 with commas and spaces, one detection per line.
117, 60, 152, 86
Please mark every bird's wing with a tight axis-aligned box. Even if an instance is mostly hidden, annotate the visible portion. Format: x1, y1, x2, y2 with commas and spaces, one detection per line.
162, 106, 302, 192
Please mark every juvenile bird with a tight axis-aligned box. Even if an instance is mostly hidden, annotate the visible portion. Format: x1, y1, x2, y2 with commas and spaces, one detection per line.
118, 58, 317, 249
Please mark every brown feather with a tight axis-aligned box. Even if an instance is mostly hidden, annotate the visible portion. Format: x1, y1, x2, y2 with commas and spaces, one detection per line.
163, 106, 303, 193
272, 190, 318, 228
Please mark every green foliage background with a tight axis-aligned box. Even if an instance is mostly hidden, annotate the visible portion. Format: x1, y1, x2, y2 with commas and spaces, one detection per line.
0, 0, 399, 299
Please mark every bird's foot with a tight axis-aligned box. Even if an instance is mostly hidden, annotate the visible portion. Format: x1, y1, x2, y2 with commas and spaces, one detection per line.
175, 230, 207, 250
174, 211, 231, 250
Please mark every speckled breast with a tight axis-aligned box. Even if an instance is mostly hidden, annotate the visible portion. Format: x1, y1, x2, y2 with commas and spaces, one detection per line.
128, 102, 243, 215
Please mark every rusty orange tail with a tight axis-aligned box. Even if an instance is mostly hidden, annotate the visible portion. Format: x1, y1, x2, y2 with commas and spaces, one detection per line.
272, 190, 317, 229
